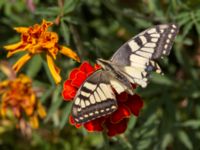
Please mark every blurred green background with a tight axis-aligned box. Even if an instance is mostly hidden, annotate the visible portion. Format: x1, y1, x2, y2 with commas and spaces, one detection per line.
1, 0, 200, 149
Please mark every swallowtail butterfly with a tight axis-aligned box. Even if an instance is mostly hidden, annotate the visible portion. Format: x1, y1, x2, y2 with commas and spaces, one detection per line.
72, 24, 179, 123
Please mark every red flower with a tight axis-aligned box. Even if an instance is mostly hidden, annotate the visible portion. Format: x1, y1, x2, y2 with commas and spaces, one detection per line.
62, 61, 143, 137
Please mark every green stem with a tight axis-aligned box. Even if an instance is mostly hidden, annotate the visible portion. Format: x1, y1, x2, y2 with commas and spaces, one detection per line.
102, 132, 110, 150
69, 24, 84, 61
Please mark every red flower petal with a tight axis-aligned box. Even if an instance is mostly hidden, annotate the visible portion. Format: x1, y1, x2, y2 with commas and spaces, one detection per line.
116, 92, 128, 103
69, 68, 79, 80
69, 115, 75, 125
62, 80, 77, 100
63, 61, 144, 137
63, 80, 72, 89
79, 61, 94, 75
71, 71, 87, 88
125, 94, 143, 116
69, 115, 81, 128
94, 64, 101, 70
110, 104, 131, 123
84, 117, 105, 132
105, 119, 129, 137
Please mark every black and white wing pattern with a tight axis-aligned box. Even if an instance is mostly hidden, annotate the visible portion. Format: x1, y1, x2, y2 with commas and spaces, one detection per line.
71, 24, 179, 124
72, 70, 117, 123
110, 23, 179, 87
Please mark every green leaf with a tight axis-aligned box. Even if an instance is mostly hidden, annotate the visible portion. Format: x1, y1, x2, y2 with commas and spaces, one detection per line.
196, 105, 200, 118
182, 120, 200, 129
176, 12, 190, 20
62, 16, 80, 24
127, 116, 137, 132
26, 55, 42, 78
161, 133, 173, 149
0, 0, 5, 9
40, 86, 54, 103
194, 22, 200, 36
183, 38, 193, 46
45, 85, 62, 122
63, 0, 79, 14
182, 21, 193, 38
177, 130, 193, 150
117, 135, 133, 150
148, 0, 165, 19
61, 20, 70, 45
177, 16, 191, 26
59, 103, 72, 129
151, 73, 174, 86
45, 96, 62, 123
137, 139, 151, 150
34, 7, 60, 16
174, 43, 185, 65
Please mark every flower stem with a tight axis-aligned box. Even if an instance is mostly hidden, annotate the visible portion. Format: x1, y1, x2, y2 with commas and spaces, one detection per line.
69, 24, 84, 61
102, 132, 110, 150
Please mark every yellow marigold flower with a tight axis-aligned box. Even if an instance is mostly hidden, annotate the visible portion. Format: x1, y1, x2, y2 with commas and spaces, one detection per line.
0, 74, 46, 129
4, 19, 80, 84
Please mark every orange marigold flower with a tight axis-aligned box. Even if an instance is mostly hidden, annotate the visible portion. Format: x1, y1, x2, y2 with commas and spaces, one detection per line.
0, 74, 46, 129
62, 62, 143, 137
4, 19, 80, 84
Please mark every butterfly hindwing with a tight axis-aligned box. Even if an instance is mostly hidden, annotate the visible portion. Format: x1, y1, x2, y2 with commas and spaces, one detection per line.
72, 70, 118, 123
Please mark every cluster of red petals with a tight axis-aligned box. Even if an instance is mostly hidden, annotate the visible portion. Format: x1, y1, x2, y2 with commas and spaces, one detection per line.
62, 62, 144, 136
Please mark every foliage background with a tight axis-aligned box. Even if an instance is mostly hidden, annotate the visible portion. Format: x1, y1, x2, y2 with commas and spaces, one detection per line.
0, 0, 200, 149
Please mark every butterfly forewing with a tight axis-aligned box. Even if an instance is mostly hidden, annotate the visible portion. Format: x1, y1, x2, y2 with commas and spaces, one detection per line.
151, 24, 179, 59
110, 23, 179, 87
72, 70, 118, 123
111, 24, 178, 63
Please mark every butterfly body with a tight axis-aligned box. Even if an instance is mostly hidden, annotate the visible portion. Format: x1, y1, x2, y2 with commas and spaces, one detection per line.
96, 59, 134, 95
71, 24, 179, 124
